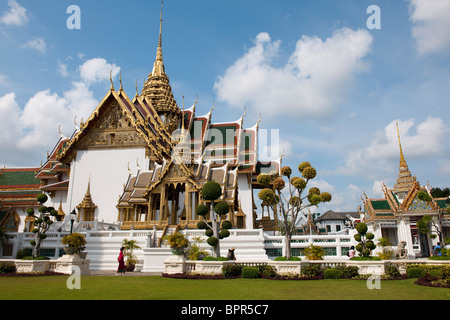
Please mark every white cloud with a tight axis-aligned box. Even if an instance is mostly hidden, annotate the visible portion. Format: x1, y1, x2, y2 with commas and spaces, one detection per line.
338, 117, 450, 179
409, 0, 450, 55
0, 0, 28, 26
0, 57, 120, 166
79, 58, 120, 84
22, 38, 47, 53
214, 28, 372, 121
57, 61, 70, 77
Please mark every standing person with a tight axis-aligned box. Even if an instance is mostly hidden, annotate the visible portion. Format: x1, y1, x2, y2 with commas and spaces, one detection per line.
227, 247, 236, 260
434, 242, 442, 256
117, 246, 126, 275
348, 245, 356, 258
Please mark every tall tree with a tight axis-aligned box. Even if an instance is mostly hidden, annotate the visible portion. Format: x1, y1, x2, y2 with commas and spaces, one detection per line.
27, 194, 58, 258
196, 181, 231, 258
257, 162, 332, 260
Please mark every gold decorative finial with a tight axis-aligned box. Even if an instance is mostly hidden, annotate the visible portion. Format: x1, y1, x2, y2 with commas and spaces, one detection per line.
110, 70, 114, 91
256, 113, 262, 127
119, 71, 123, 91
135, 79, 139, 97
396, 122, 407, 168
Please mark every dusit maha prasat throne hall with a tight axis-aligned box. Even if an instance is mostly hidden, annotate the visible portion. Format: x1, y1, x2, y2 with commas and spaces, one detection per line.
0, 4, 449, 269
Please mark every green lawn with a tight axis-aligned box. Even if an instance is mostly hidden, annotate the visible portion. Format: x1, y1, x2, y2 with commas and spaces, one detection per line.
0, 275, 448, 300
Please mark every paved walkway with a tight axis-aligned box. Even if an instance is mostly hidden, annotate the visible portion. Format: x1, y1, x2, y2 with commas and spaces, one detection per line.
89, 270, 161, 276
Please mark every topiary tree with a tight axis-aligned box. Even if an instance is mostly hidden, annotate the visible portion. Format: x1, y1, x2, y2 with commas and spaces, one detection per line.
353, 222, 376, 258
257, 162, 332, 260
26, 193, 58, 258
196, 181, 232, 258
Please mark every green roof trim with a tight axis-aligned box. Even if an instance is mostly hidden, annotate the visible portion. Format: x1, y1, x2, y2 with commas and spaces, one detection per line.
371, 200, 392, 210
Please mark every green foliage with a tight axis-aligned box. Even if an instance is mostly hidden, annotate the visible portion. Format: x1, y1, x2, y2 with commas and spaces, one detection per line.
219, 229, 230, 239
187, 237, 209, 260
354, 222, 375, 258
303, 244, 326, 260
417, 190, 432, 202
298, 162, 311, 173
291, 177, 306, 190
197, 221, 207, 229
301, 264, 324, 277
274, 256, 301, 261
377, 237, 394, 260
258, 188, 275, 204
163, 233, 189, 249
206, 236, 219, 247
302, 166, 317, 180
36, 193, 48, 204
242, 267, 260, 279
407, 267, 425, 279
214, 201, 229, 216
272, 178, 285, 190
222, 264, 243, 278
26, 193, 54, 258
196, 204, 209, 216
201, 181, 222, 201
257, 174, 272, 186
61, 232, 86, 252
259, 265, 277, 278
335, 265, 359, 278
280, 166, 292, 177
221, 220, 232, 229
324, 268, 343, 279
356, 223, 368, 234
15, 248, 32, 259
385, 266, 401, 278
0, 262, 16, 273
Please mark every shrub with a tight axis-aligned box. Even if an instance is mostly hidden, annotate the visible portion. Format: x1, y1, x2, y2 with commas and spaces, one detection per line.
221, 220, 232, 229
202, 181, 222, 201
222, 265, 242, 278
301, 264, 324, 277
242, 267, 260, 279
385, 265, 401, 278
274, 256, 301, 261
15, 248, 32, 259
206, 237, 219, 247
324, 268, 343, 279
407, 267, 425, 279
259, 265, 277, 278
196, 204, 209, 217
335, 265, 359, 278
0, 262, 16, 273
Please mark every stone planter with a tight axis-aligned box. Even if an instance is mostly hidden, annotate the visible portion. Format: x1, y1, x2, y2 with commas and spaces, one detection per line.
170, 247, 186, 255
54, 255, 91, 275
15, 260, 51, 273
270, 261, 304, 275
346, 260, 388, 275
194, 260, 235, 275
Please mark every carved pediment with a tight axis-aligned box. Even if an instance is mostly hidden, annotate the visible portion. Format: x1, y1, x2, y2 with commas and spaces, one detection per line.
77, 101, 147, 150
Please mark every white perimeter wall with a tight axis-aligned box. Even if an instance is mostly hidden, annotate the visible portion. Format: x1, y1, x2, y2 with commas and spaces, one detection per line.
66, 148, 147, 223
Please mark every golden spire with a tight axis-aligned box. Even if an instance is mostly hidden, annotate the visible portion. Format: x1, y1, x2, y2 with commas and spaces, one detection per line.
141, 0, 180, 133
152, 0, 165, 76
394, 122, 415, 196
396, 122, 407, 169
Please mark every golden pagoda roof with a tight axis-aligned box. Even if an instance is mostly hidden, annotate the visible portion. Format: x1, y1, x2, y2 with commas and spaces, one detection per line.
141, 0, 180, 133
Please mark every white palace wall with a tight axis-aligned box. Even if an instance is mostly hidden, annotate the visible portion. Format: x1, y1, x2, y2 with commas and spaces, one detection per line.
66, 148, 148, 223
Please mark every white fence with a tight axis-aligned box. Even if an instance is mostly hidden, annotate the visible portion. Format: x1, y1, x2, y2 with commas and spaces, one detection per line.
2, 228, 357, 271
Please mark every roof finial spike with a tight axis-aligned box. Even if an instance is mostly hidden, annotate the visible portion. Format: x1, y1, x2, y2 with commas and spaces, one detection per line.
396, 122, 407, 168
135, 79, 139, 97
109, 70, 114, 91
119, 71, 123, 91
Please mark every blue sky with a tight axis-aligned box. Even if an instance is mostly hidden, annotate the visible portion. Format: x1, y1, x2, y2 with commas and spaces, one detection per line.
1, 0, 449, 213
